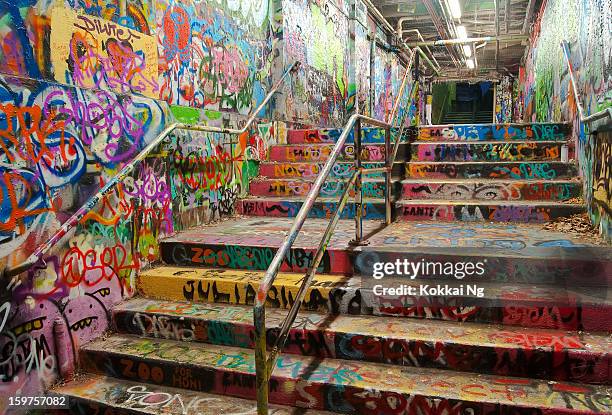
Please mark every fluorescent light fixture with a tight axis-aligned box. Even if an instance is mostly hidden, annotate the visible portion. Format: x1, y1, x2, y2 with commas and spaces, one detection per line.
448, 0, 462, 19
463, 44, 472, 57
456, 25, 468, 39
466, 58, 475, 69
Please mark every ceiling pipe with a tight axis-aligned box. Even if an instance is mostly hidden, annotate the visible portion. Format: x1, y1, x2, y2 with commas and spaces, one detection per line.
397, 23, 442, 70
522, 0, 536, 34
494, 0, 500, 71
361, 0, 441, 75
421, 0, 461, 67
505, 0, 510, 33
405, 34, 529, 47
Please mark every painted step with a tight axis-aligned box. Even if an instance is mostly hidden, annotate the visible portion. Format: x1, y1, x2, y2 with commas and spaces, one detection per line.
411, 141, 563, 162
259, 161, 401, 179
287, 127, 408, 144
79, 334, 612, 414
250, 178, 392, 199
137, 266, 362, 314
405, 161, 579, 180
270, 144, 395, 162
396, 200, 585, 223
114, 298, 611, 384
400, 179, 582, 201
52, 374, 332, 414
159, 217, 384, 274
136, 266, 612, 331
414, 123, 568, 143
238, 197, 386, 220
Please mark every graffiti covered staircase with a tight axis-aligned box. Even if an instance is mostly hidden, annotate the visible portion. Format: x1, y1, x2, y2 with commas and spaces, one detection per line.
52, 122, 611, 414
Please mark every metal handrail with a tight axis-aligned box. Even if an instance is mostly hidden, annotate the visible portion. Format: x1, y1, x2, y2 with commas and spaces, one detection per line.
3, 61, 301, 279
253, 49, 419, 415
561, 41, 612, 127
388, 48, 418, 167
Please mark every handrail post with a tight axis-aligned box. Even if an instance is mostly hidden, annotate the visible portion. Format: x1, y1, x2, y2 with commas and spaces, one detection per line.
254, 304, 268, 415
385, 126, 392, 225
350, 118, 366, 245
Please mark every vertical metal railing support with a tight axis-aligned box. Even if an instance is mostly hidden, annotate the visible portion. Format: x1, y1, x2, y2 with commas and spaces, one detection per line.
350, 118, 366, 245
384, 126, 392, 225
253, 48, 421, 413
254, 303, 268, 414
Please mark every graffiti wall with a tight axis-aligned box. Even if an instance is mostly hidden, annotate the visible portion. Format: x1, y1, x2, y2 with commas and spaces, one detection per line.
0, 0, 412, 407
520, 0, 611, 240
281, 0, 350, 125
157, 0, 274, 113
495, 76, 513, 124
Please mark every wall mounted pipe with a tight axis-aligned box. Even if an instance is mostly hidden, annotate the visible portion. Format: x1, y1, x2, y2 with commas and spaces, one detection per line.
361, 0, 440, 75
405, 34, 528, 47
398, 25, 442, 71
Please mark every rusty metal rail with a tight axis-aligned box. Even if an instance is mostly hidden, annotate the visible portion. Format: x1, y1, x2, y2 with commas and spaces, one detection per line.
2, 61, 301, 280
253, 49, 418, 415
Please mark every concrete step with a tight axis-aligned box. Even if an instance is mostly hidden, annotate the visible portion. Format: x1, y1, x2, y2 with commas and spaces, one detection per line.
396, 200, 585, 223
287, 127, 408, 144
237, 197, 387, 220
250, 178, 394, 199
259, 161, 393, 179
410, 141, 563, 162
52, 374, 331, 414
158, 217, 386, 274
136, 266, 612, 330
405, 161, 579, 180
114, 298, 611, 384
416, 123, 570, 142
78, 334, 612, 414
156, 217, 609, 285
270, 143, 406, 163
400, 179, 582, 201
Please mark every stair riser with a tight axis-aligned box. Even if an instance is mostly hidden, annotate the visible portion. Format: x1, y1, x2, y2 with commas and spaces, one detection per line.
79, 348, 608, 414
401, 182, 582, 201
259, 162, 391, 179
135, 275, 612, 331
405, 162, 579, 180
238, 200, 386, 220
160, 242, 352, 274
270, 144, 403, 162
418, 124, 569, 142
287, 128, 403, 144
412, 143, 562, 162
250, 180, 389, 199
113, 309, 610, 384
397, 203, 584, 223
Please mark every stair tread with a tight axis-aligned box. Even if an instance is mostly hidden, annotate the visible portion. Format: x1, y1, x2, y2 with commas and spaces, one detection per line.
397, 199, 585, 207
52, 374, 332, 414
411, 140, 565, 145
160, 218, 604, 248
80, 334, 612, 414
240, 195, 387, 202
115, 298, 612, 352
405, 160, 575, 164
137, 265, 612, 304
400, 178, 581, 183
251, 177, 393, 183
160, 217, 385, 248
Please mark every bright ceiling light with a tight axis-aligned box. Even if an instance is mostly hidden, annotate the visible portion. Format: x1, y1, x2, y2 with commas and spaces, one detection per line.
448, 0, 462, 19
466, 59, 475, 69
463, 44, 472, 57
456, 25, 468, 39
